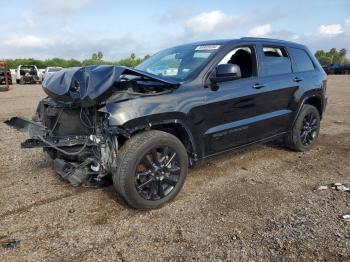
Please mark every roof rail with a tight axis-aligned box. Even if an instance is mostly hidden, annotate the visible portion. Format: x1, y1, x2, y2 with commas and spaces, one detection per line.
240, 37, 300, 45
240, 37, 285, 41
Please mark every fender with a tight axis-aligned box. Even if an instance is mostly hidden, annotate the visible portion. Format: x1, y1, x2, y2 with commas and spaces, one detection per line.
130, 116, 199, 160
289, 89, 325, 129
105, 109, 202, 161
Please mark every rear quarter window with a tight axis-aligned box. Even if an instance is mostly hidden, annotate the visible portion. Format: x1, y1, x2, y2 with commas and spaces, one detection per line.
289, 47, 315, 72
262, 46, 292, 76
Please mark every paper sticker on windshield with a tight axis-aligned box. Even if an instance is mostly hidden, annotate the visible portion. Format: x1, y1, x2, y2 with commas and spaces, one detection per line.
195, 45, 221, 51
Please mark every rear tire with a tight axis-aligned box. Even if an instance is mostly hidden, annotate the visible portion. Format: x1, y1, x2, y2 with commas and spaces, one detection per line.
286, 104, 320, 151
113, 130, 188, 210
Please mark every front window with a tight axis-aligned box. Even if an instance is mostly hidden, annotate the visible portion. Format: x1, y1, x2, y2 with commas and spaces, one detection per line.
136, 44, 221, 81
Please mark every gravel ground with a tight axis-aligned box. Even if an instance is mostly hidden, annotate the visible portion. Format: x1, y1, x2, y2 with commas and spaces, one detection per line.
0, 76, 349, 261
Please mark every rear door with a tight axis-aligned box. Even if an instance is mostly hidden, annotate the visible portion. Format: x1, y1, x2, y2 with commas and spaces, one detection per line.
287, 46, 321, 94
246, 44, 297, 142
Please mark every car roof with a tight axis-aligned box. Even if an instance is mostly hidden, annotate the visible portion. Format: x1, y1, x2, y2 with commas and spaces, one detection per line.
182, 37, 305, 49
238, 37, 305, 48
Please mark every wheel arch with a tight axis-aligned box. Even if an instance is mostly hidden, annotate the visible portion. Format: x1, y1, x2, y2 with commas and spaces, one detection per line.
113, 115, 200, 165
304, 96, 323, 118
149, 120, 198, 164
291, 91, 325, 129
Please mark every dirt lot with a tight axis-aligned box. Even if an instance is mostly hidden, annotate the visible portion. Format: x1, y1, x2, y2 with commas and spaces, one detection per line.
0, 76, 349, 261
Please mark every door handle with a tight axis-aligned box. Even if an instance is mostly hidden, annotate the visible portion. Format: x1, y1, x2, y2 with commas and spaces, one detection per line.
293, 77, 304, 82
252, 83, 265, 89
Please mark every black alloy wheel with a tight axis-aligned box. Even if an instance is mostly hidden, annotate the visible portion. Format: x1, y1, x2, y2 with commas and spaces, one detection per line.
135, 146, 181, 200
300, 112, 319, 146
113, 130, 188, 210
286, 104, 320, 151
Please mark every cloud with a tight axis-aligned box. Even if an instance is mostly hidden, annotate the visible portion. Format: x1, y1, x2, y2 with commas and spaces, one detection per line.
305, 18, 349, 53
1, 6, 288, 60
4, 35, 52, 48
184, 10, 241, 37
246, 25, 300, 43
247, 24, 271, 37
1, 5, 349, 61
182, 9, 284, 40
318, 24, 343, 36
1, 31, 151, 61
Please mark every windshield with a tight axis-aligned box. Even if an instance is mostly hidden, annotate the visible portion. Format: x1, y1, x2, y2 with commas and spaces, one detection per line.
136, 44, 221, 81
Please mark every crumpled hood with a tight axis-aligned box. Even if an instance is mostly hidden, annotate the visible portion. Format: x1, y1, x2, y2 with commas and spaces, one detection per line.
42, 65, 178, 107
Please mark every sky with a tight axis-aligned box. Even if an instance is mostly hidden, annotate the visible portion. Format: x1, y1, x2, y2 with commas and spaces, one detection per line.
0, 0, 349, 60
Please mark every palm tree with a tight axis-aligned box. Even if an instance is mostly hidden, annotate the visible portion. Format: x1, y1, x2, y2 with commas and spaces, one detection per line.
329, 48, 337, 64
339, 48, 347, 64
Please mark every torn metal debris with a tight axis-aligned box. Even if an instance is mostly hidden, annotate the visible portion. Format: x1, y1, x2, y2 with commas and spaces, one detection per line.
1, 239, 20, 249
332, 183, 350, 192
341, 214, 350, 222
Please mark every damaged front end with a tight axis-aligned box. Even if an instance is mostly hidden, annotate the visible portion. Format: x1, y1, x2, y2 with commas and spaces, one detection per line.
5, 65, 178, 187
6, 98, 119, 187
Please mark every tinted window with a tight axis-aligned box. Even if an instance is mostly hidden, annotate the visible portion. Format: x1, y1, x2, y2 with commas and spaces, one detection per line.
262, 46, 292, 76
289, 47, 315, 72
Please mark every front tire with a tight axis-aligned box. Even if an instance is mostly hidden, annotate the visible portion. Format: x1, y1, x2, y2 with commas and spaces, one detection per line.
286, 104, 320, 151
113, 130, 188, 210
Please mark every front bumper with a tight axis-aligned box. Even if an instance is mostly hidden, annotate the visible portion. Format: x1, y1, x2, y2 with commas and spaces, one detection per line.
4, 95, 118, 188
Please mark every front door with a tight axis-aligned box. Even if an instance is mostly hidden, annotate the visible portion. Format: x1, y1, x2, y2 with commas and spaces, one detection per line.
192, 44, 297, 156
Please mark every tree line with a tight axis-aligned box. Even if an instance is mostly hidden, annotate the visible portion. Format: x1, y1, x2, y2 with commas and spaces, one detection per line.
315, 48, 349, 65
4, 48, 348, 69
5, 52, 150, 69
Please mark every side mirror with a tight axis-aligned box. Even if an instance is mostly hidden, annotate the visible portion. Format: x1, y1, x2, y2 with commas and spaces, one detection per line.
210, 64, 241, 83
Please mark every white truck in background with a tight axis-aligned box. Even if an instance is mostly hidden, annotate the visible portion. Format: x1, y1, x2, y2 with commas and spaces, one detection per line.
16, 65, 41, 85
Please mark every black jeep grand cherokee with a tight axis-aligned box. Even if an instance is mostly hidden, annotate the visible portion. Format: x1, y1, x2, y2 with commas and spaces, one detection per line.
7, 37, 327, 209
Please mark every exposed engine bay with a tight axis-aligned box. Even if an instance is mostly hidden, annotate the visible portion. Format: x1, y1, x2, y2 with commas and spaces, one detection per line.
6, 65, 178, 187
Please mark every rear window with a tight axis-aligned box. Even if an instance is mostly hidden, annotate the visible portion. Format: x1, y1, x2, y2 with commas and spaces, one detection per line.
289, 47, 315, 72
262, 46, 292, 76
